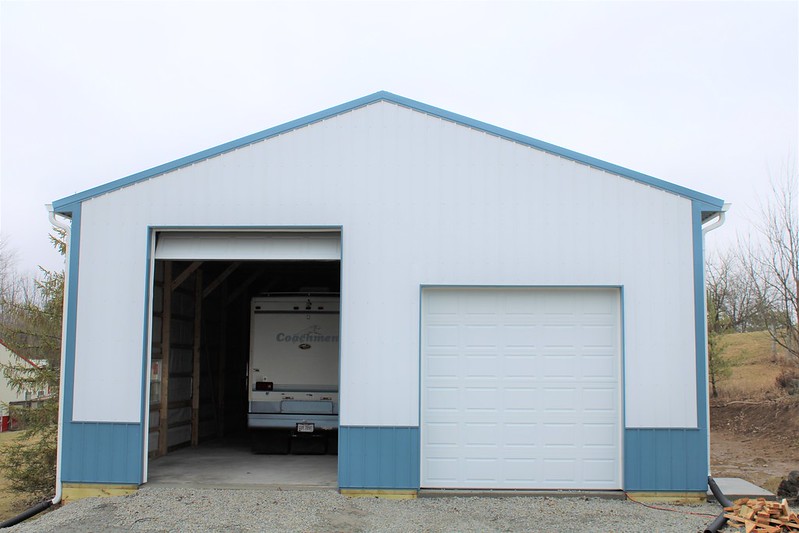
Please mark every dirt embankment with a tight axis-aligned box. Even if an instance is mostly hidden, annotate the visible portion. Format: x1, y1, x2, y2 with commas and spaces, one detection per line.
710, 398, 799, 493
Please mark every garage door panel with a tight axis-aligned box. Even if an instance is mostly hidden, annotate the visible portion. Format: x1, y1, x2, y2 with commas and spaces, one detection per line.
426, 355, 459, 378
504, 423, 538, 446
503, 325, 539, 346
543, 459, 576, 483
580, 354, 617, 379
542, 387, 579, 412
425, 422, 459, 445
464, 355, 500, 378
463, 325, 499, 347
583, 459, 618, 483
463, 386, 499, 409
503, 387, 540, 413
464, 422, 499, 446
426, 387, 459, 412
541, 354, 577, 379
503, 354, 540, 378
583, 423, 617, 448
584, 387, 617, 412
464, 458, 501, 483
540, 324, 577, 343
421, 288, 621, 490
542, 422, 577, 446
581, 324, 618, 347
503, 459, 539, 482
424, 458, 458, 483
425, 325, 459, 347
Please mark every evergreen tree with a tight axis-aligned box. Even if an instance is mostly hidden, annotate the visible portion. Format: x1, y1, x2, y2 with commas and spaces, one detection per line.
0, 229, 65, 500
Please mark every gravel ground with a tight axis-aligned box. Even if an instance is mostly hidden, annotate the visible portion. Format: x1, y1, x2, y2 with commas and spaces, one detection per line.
8, 487, 723, 532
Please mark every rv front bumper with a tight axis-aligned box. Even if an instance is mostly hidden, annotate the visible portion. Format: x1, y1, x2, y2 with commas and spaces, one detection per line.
247, 413, 339, 430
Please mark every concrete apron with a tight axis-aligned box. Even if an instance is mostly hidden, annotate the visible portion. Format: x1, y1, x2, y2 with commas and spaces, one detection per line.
146, 443, 337, 489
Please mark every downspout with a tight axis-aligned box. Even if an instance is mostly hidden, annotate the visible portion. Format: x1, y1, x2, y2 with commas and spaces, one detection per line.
700, 203, 729, 476
0, 205, 70, 528
701, 204, 730, 533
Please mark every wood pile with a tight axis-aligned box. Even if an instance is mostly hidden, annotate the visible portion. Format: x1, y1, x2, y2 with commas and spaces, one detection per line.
723, 498, 799, 532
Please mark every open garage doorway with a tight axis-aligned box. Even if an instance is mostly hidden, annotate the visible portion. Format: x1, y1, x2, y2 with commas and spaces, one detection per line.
145, 231, 341, 488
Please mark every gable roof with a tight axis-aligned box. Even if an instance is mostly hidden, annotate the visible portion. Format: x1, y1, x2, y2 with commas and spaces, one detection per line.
0, 338, 41, 368
52, 91, 724, 214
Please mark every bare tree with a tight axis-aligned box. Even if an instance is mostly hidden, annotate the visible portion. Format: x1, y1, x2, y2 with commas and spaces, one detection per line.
707, 248, 768, 333
742, 171, 799, 360
0, 235, 18, 300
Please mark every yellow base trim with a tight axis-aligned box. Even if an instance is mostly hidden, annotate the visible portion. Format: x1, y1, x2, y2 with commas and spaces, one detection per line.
340, 489, 417, 500
62, 483, 139, 503
626, 491, 707, 504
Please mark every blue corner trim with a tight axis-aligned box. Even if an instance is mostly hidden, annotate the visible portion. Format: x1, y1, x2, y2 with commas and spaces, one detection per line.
338, 426, 420, 489
622, 202, 712, 492
59, 203, 143, 485
61, 203, 81, 428
52, 91, 725, 211
140, 228, 154, 471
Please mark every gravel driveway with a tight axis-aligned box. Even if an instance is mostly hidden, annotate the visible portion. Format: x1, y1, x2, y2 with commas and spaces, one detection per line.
9, 487, 722, 532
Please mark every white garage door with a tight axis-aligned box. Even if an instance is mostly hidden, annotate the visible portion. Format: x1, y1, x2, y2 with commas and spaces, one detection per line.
421, 288, 621, 490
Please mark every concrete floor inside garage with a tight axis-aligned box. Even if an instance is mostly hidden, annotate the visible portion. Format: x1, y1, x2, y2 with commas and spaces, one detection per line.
146, 252, 341, 490
146, 437, 337, 489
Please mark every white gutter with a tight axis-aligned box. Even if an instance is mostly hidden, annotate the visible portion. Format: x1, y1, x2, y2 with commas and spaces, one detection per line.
46, 203, 70, 506
700, 202, 730, 476
701, 203, 730, 235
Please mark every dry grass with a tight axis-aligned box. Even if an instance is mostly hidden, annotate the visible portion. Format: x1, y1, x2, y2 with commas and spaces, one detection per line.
714, 330, 796, 401
0, 430, 29, 522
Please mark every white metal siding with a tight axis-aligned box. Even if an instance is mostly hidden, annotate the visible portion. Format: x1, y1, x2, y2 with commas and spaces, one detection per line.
72, 100, 696, 427
421, 288, 621, 489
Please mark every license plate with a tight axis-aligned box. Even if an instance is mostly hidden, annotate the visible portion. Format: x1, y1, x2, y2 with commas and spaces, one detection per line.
296, 423, 314, 433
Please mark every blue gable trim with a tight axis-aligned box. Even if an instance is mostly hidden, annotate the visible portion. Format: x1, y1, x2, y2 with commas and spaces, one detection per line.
53, 91, 724, 212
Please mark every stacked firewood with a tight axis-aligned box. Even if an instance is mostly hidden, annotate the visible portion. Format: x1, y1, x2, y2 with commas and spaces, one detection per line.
723, 497, 799, 532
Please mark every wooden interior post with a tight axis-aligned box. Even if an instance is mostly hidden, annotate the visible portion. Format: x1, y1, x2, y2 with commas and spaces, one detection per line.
191, 270, 202, 446
217, 296, 227, 438
158, 261, 172, 457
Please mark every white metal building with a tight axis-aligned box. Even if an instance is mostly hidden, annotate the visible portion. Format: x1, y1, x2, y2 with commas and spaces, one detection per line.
50, 91, 725, 497
0, 339, 50, 426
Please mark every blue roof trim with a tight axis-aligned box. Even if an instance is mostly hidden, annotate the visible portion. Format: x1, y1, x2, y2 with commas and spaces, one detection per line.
53, 90, 724, 212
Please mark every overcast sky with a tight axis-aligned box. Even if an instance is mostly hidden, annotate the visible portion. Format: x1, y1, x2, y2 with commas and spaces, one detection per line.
1, 0, 797, 277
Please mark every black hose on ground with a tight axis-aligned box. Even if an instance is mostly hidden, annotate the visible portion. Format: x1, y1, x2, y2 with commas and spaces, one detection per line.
705, 476, 733, 533
0, 500, 53, 528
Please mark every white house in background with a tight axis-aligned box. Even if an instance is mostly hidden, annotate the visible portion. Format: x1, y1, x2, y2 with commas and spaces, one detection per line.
0, 338, 47, 419
49, 91, 726, 500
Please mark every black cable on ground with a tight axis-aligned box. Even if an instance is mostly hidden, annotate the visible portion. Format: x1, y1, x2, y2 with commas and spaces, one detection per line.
0, 500, 53, 528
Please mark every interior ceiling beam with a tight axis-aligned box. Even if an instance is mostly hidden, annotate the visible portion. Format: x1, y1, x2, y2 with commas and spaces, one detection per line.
226, 270, 262, 306
171, 261, 203, 291
203, 261, 241, 299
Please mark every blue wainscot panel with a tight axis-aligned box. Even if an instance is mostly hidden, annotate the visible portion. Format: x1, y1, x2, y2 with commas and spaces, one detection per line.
61, 422, 143, 484
339, 426, 420, 489
624, 428, 707, 491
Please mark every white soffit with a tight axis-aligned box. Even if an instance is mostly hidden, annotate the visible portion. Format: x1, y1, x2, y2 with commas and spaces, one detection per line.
154, 231, 341, 261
